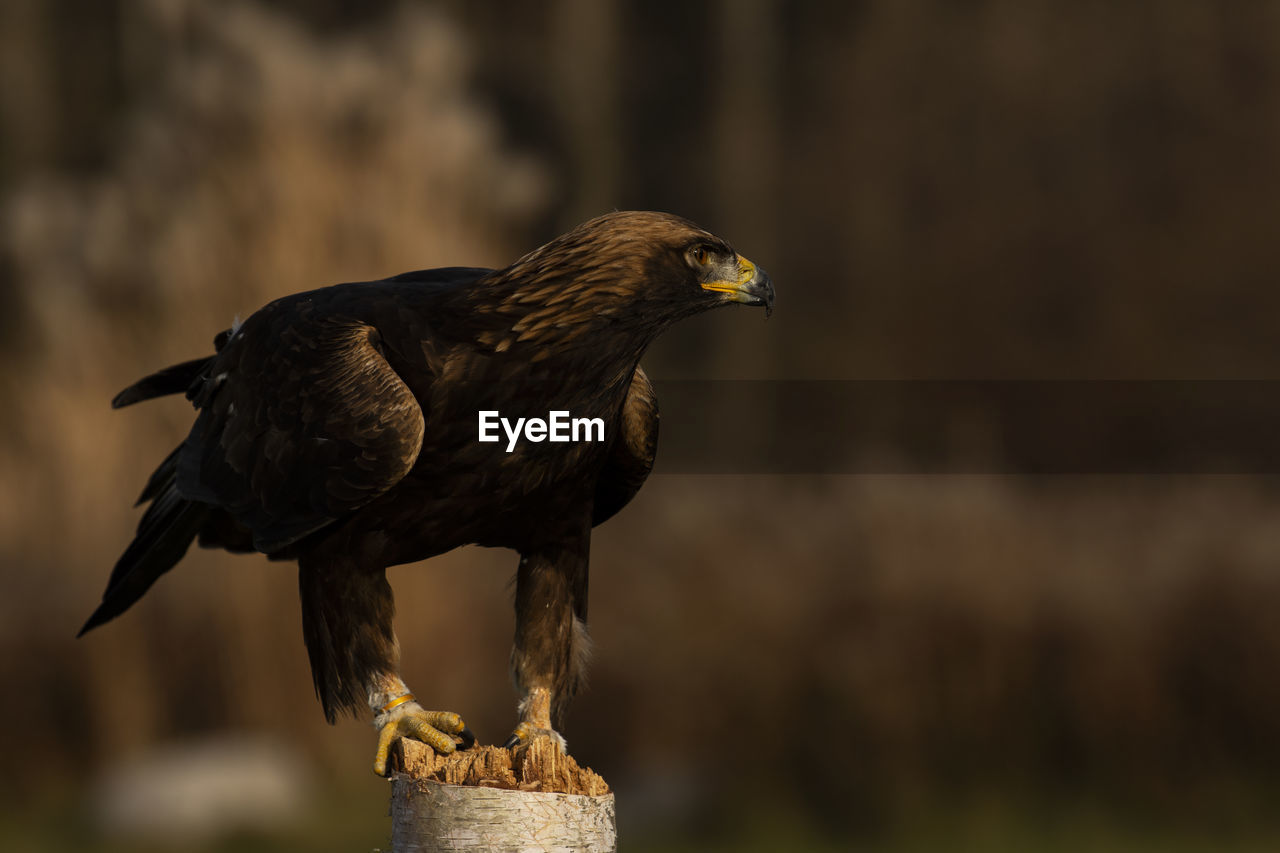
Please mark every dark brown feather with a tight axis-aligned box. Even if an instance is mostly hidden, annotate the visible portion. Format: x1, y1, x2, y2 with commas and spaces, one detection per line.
593, 366, 659, 526
177, 311, 426, 553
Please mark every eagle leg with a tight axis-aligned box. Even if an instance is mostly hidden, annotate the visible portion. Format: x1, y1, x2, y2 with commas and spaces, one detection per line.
503, 544, 590, 752
299, 559, 473, 775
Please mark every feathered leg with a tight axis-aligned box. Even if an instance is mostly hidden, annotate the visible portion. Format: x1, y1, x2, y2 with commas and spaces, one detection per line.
504, 541, 592, 751
298, 556, 473, 775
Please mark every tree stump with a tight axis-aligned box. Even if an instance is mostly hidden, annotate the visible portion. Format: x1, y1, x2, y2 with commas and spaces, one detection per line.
389, 738, 615, 852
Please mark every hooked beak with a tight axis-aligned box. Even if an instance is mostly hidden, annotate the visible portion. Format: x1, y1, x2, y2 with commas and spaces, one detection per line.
701, 254, 775, 317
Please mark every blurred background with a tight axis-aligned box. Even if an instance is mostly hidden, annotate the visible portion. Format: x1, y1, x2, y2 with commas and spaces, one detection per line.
4, 1, 1280, 850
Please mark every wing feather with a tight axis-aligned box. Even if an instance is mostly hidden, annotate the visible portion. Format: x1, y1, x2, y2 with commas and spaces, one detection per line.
593, 366, 658, 526
177, 301, 425, 552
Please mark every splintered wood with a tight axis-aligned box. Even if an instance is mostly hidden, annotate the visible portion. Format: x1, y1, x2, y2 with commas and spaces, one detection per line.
390, 739, 616, 852
392, 738, 610, 797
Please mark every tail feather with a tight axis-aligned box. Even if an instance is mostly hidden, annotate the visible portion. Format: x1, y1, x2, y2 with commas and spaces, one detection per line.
89, 345, 228, 636
136, 445, 183, 506
112, 356, 215, 409
79, 447, 210, 637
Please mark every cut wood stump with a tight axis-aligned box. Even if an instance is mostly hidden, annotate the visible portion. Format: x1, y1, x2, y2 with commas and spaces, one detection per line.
389, 738, 615, 852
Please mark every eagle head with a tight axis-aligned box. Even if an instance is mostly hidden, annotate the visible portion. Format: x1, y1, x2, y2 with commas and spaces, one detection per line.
575, 210, 774, 320
470, 211, 773, 359
501, 210, 772, 318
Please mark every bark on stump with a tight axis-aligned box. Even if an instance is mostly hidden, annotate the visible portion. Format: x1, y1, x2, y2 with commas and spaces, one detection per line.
389, 738, 615, 852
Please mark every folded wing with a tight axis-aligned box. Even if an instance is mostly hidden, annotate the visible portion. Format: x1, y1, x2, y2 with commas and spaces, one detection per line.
178, 304, 426, 553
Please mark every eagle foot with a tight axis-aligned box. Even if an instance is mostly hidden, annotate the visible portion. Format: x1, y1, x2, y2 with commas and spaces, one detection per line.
501, 721, 567, 753
374, 703, 474, 777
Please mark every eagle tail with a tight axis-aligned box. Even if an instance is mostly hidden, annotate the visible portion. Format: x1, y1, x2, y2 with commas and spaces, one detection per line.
111, 355, 215, 409
78, 448, 211, 636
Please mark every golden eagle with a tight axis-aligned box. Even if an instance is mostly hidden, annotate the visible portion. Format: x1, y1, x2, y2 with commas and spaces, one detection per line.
80, 211, 773, 774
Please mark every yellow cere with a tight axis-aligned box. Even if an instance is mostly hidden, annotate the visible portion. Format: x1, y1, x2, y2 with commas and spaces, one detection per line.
701, 254, 758, 296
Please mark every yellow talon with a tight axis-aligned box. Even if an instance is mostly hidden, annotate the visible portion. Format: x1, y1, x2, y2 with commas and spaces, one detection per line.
373, 704, 472, 776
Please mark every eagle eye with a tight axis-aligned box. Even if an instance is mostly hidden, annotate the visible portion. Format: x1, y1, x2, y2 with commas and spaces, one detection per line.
691, 245, 712, 267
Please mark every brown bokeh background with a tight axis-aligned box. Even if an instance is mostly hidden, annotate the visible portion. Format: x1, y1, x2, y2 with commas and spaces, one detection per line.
4, 1, 1280, 850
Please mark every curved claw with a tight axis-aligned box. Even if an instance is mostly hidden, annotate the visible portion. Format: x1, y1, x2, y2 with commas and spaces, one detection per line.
502, 721, 567, 753
373, 707, 473, 777
502, 721, 531, 749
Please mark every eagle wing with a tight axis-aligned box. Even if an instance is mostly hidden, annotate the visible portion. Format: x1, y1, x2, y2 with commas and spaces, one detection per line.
177, 299, 426, 553
593, 365, 659, 526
